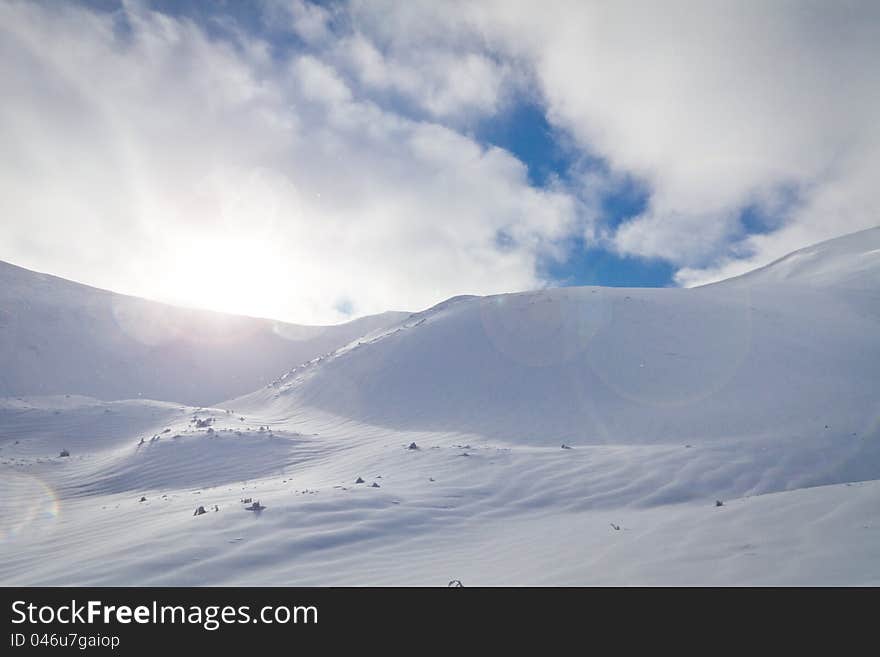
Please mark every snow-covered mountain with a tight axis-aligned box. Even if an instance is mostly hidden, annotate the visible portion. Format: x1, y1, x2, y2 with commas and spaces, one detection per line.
237, 228, 880, 453
1, 228, 878, 585
717, 225, 880, 290
0, 259, 408, 405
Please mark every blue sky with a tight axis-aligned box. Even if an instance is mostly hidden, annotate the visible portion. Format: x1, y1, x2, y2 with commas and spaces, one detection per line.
476, 100, 674, 287
1, 1, 877, 323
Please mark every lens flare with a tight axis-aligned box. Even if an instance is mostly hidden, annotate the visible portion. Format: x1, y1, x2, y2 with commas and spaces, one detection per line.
585, 287, 754, 408
0, 473, 60, 542
479, 288, 613, 368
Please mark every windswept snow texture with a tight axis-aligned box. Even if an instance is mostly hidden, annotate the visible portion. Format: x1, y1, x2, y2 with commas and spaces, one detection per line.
1, 228, 879, 585
0, 260, 408, 405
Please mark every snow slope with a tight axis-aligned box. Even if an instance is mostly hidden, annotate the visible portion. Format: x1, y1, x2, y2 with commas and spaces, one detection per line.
716, 225, 880, 290
1, 228, 878, 585
0, 259, 407, 405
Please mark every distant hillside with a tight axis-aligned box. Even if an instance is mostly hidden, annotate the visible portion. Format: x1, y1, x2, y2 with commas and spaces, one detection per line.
0, 260, 408, 405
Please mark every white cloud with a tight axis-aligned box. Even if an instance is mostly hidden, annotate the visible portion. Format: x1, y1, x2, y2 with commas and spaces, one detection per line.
340, 0, 880, 276
2, 0, 877, 322
261, 0, 333, 45
0, 1, 579, 324
488, 0, 880, 273
337, 33, 510, 119
300, 2, 522, 123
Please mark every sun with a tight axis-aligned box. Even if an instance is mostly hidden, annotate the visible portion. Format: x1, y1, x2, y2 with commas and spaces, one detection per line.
152, 233, 292, 321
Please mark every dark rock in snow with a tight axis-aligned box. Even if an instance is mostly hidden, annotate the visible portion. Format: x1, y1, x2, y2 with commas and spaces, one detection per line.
193, 506, 207, 516
716, 500, 724, 507
355, 477, 365, 484
59, 449, 70, 457
408, 442, 418, 450
370, 482, 380, 488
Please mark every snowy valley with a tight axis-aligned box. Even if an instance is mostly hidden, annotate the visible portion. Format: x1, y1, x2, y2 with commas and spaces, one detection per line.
1, 228, 879, 585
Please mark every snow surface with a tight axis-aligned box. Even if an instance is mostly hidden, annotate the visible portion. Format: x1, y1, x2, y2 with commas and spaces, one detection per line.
717, 225, 880, 290
1, 229, 879, 585
0, 260, 407, 405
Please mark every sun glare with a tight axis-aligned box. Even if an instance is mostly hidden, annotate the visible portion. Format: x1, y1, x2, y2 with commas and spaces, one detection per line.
153, 234, 291, 321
